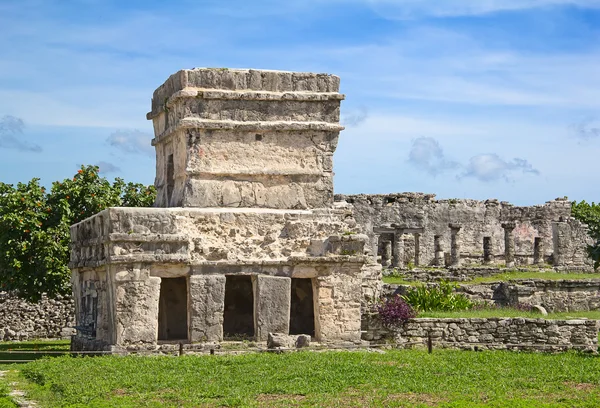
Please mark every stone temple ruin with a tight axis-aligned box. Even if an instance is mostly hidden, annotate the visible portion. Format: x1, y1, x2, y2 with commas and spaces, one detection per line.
69, 67, 596, 352
337, 193, 594, 274
70, 68, 378, 351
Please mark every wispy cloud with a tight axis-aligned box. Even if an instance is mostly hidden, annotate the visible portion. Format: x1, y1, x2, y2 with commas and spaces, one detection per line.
461, 154, 540, 182
95, 161, 121, 174
341, 106, 369, 127
0, 115, 42, 153
366, 0, 600, 19
407, 136, 459, 176
570, 118, 600, 141
107, 130, 153, 156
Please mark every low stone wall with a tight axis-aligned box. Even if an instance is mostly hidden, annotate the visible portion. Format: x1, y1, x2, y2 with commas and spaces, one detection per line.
0, 292, 75, 341
362, 314, 599, 352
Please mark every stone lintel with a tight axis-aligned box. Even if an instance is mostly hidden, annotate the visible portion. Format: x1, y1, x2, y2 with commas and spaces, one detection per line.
151, 118, 344, 146
147, 88, 345, 119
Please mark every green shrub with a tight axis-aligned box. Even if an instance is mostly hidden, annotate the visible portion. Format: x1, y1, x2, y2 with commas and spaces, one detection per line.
402, 281, 473, 312
0, 165, 156, 300
572, 200, 600, 270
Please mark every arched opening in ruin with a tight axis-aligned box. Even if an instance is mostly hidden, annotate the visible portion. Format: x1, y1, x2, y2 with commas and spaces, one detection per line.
289, 278, 315, 337
158, 277, 189, 341
223, 275, 255, 339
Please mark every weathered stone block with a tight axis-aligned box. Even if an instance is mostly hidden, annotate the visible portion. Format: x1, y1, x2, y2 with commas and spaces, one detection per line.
189, 275, 226, 342
254, 276, 291, 341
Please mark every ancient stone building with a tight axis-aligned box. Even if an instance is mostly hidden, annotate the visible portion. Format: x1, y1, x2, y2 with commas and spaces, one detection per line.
335, 193, 594, 271
70, 68, 380, 351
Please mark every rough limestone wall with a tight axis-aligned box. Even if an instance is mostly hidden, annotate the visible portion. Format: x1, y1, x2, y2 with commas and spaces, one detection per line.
362, 315, 599, 352
384, 279, 600, 312
553, 218, 595, 271
336, 193, 574, 267
315, 265, 363, 343
0, 292, 75, 341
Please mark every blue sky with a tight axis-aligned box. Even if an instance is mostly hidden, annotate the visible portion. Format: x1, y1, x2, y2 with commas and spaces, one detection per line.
1, 0, 600, 205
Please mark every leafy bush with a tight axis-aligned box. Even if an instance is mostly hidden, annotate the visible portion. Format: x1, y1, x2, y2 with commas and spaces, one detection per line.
0, 165, 156, 300
571, 200, 600, 270
376, 295, 416, 327
402, 281, 474, 312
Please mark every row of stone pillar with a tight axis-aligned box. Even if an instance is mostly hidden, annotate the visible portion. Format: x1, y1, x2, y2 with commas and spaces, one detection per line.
375, 222, 546, 268
374, 231, 421, 268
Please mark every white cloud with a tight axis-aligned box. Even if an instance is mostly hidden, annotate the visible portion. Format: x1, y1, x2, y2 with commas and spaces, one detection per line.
407, 136, 459, 176
107, 130, 154, 156
461, 154, 539, 182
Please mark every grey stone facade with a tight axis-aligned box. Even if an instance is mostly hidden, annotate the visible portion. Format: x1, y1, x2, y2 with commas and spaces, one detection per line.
70, 68, 380, 351
335, 193, 594, 271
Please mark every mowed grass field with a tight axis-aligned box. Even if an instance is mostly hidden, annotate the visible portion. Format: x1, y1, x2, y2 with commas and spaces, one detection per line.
1, 347, 600, 407
382, 271, 600, 285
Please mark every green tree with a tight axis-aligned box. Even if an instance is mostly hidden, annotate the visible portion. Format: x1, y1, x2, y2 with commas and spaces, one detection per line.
571, 200, 600, 270
0, 165, 155, 300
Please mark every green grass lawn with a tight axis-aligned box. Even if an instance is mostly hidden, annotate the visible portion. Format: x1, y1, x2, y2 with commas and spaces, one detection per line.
382, 271, 600, 285
5, 350, 600, 407
418, 309, 600, 320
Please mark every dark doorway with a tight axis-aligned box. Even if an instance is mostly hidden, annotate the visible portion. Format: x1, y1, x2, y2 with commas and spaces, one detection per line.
158, 277, 188, 341
223, 275, 255, 338
290, 278, 315, 336
166, 154, 174, 205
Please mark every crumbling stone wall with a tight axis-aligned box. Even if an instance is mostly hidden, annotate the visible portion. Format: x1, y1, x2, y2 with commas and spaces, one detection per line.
362, 315, 599, 352
0, 292, 75, 341
336, 193, 592, 270
553, 218, 595, 270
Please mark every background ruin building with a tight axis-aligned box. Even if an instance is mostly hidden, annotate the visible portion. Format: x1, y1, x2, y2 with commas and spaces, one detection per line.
335, 193, 594, 273
70, 68, 380, 351
69, 68, 594, 351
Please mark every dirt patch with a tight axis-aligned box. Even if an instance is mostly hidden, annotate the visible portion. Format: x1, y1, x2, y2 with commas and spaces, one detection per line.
563, 382, 598, 391
372, 361, 409, 367
387, 392, 446, 406
256, 394, 307, 403
112, 388, 130, 396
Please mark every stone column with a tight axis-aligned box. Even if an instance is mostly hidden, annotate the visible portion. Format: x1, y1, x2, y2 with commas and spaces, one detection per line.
189, 275, 226, 342
533, 237, 543, 265
502, 222, 516, 268
114, 276, 161, 345
371, 233, 380, 263
253, 275, 291, 341
449, 224, 462, 267
433, 235, 444, 266
414, 233, 421, 267
392, 229, 404, 268
381, 241, 392, 267
483, 236, 494, 264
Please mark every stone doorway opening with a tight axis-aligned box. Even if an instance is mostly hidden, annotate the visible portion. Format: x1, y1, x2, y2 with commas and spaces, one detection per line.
158, 277, 188, 341
223, 275, 255, 338
289, 278, 315, 337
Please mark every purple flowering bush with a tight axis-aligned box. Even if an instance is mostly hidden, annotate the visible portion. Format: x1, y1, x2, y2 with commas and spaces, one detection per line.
376, 295, 417, 328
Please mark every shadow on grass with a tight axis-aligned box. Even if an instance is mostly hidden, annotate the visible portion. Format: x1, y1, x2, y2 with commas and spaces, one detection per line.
0, 340, 70, 363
